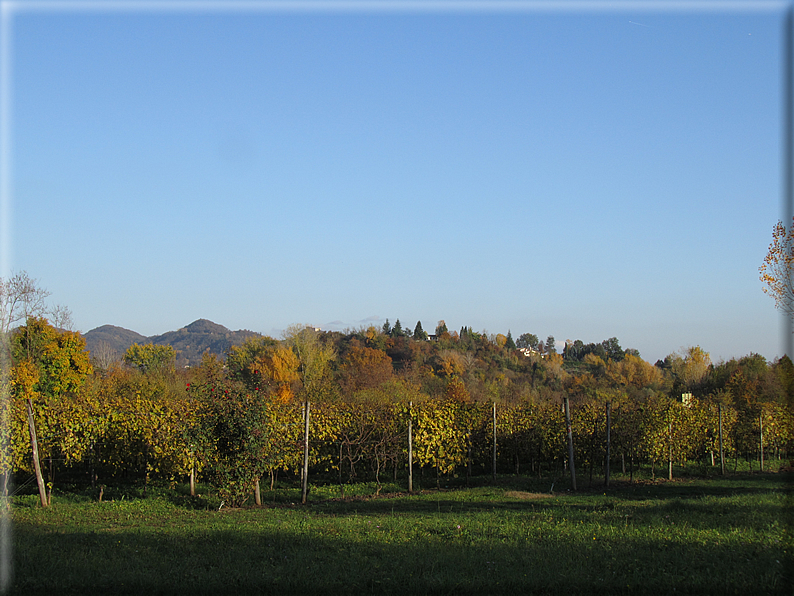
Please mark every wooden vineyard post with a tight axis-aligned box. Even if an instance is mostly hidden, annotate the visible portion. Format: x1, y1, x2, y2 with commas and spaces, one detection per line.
301, 401, 310, 504
719, 404, 725, 475
26, 399, 48, 507
492, 402, 497, 482
758, 410, 764, 472
408, 401, 413, 493
668, 418, 673, 481
564, 396, 576, 491
605, 401, 611, 488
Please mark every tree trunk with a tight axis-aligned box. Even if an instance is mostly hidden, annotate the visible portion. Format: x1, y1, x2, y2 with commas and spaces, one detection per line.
26, 399, 48, 507
189, 465, 196, 497
254, 478, 261, 506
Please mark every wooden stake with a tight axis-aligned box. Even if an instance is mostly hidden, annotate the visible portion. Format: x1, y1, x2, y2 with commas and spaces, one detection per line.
492, 402, 497, 482
26, 399, 47, 507
564, 396, 576, 491
668, 419, 673, 481
719, 404, 725, 475
301, 401, 310, 504
605, 401, 611, 487
408, 401, 413, 493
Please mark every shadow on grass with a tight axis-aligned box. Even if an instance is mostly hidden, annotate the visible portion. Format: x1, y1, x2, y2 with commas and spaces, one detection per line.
10, 472, 792, 595
10, 515, 789, 596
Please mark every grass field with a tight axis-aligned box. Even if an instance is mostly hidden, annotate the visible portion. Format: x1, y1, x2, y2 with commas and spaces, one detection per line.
6, 470, 794, 595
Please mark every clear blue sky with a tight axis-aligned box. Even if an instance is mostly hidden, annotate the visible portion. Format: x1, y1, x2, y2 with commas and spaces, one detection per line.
4, 1, 787, 364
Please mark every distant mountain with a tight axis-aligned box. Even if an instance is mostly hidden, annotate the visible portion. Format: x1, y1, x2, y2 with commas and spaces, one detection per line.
83, 319, 263, 367
148, 319, 262, 366
82, 325, 148, 365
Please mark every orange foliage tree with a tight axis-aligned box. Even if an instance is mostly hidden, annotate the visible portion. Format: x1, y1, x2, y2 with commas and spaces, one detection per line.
760, 217, 794, 321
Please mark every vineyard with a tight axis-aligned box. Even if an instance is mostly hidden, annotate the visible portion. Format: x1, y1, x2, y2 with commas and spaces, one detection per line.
4, 364, 792, 507
3, 319, 793, 506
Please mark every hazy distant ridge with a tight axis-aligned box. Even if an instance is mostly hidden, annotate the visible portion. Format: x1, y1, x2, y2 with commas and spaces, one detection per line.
83, 319, 262, 366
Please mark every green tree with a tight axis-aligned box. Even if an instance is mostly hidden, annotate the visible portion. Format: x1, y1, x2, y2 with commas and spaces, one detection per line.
194, 378, 269, 506
516, 333, 539, 350
505, 331, 516, 351
123, 343, 176, 374
382, 319, 392, 336
601, 337, 622, 361
392, 319, 405, 337
546, 335, 556, 354
413, 320, 428, 341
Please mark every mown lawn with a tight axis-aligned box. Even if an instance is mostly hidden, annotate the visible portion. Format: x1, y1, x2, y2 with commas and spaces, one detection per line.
6, 472, 793, 595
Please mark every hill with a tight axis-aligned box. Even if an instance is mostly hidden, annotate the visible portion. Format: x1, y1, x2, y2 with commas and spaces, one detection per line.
83, 319, 263, 367
148, 319, 261, 366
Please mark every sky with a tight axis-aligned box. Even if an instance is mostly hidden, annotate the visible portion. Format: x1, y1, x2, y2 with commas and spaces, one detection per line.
2, 1, 789, 365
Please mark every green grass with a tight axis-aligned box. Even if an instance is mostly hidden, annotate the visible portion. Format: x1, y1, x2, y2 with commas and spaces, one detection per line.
7, 472, 793, 595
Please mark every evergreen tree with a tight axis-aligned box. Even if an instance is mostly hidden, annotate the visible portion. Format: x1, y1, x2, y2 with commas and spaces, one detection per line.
413, 320, 427, 340
546, 335, 556, 354
382, 319, 391, 336
393, 319, 404, 337
505, 330, 516, 351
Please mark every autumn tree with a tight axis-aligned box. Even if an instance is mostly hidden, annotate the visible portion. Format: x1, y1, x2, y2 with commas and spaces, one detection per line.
9, 317, 94, 499
444, 376, 471, 403
284, 325, 336, 402
338, 345, 393, 395
227, 337, 298, 403
668, 346, 712, 396
760, 217, 794, 321
123, 343, 176, 375
11, 317, 92, 398
435, 320, 448, 337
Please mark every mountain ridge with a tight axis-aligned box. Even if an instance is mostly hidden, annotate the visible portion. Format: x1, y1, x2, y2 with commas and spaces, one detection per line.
83, 319, 262, 367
